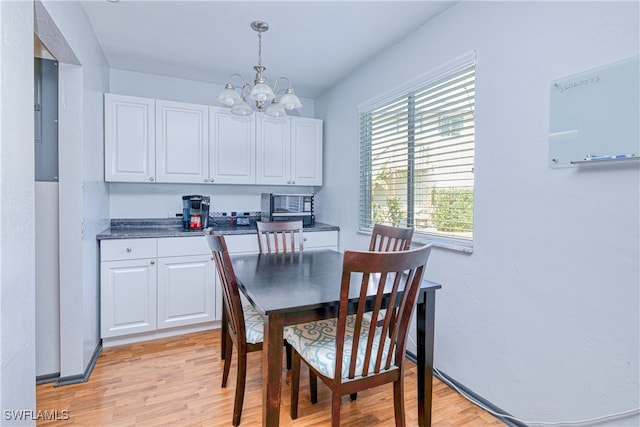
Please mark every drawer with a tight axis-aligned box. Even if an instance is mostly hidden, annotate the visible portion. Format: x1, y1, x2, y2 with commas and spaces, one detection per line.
101, 238, 157, 261
224, 234, 259, 254
157, 236, 211, 257
303, 231, 338, 249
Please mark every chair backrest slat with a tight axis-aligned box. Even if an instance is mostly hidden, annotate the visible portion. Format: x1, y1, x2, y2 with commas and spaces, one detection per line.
205, 229, 247, 350
369, 224, 414, 252
256, 220, 304, 254
335, 245, 432, 384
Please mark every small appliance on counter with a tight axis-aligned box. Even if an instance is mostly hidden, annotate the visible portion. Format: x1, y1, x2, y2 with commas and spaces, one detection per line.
231, 212, 252, 226
182, 195, 210, 230
261, 193, 314, 226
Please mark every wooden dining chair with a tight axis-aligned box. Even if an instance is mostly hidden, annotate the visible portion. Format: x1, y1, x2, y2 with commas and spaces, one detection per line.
205, 230, 264, 426
338, 223, 415, 402
256, 220, 304, 253
369, 223, 414, 252
255, 220, 304, 369
286, 244, 432, 427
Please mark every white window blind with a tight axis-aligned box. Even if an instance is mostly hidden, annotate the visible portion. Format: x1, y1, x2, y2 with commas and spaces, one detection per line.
359, 60, 475, 244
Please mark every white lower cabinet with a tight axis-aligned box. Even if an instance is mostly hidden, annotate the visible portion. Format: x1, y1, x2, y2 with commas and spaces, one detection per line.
100, 230, 337, 346
157, 255, 216, 329
225, 230, 338, 253
100, 236, 219, 346
302, 230, 338, 249
101, 258, 157, 338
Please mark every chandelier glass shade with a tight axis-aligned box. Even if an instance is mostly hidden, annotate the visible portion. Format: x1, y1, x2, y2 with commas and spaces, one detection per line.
217, 21, 302, 117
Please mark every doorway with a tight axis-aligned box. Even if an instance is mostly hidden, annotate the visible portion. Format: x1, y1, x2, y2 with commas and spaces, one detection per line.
34, 38, 60, 382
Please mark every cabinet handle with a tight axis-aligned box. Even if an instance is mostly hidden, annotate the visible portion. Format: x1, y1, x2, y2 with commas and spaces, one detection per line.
303, 238, 307, 242
126, 247, 132, 252
210, 178, 214, 183
149, 177, 155, 182
150, 260, 155, 265
287, 180, 291, 184
292, 180, 296, 184
204, 178, 208, 182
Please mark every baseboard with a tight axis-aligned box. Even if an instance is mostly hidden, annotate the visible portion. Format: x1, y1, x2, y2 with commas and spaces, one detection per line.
405, 351, 526, 427
101, 321, 219, 348
36, 372, 60, 385
55, 341, 102, 387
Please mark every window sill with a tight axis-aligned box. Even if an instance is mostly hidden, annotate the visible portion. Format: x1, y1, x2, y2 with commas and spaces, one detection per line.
412, 234, 473, 254
357, 229, 473, 254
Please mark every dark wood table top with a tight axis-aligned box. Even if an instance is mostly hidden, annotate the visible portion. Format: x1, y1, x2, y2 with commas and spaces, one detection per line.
231, 249, 441, 317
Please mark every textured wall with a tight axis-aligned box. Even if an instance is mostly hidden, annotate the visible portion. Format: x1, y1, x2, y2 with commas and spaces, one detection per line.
315, 1, 639, 424
0, 1, 36, 423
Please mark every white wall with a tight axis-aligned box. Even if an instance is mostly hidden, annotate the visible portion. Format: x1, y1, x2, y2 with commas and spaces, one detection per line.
315, 1, 639, 425
0, 2, 36, 423
108, 69, 317, 218
110, 69, 315, 118
109, 182, 316, 219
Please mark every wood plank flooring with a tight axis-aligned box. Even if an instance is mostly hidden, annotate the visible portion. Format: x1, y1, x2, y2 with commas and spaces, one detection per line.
37, 330, 503, 426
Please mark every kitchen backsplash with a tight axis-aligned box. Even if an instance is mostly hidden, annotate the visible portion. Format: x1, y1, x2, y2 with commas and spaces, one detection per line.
108, 183, 316, 219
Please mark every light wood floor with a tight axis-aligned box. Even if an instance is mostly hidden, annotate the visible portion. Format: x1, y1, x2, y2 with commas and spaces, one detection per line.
37, 330, 503, 426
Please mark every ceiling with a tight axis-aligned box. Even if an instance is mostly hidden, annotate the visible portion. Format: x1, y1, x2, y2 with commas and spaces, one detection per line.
80, 1, 455, 98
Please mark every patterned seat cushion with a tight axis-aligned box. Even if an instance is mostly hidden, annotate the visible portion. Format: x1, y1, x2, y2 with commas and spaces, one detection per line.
284, 315, 396, 380
362, 308, 387, 325
243, 304, 264, 344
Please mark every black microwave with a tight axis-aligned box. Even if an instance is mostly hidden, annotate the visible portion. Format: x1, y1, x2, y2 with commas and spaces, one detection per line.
261, 193, 315, 226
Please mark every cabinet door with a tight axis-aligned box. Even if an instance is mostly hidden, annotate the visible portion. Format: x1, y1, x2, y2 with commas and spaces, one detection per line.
101, 258, 157, 338
156, 100, 209, 183
256, 114, 291, 185
209, 107, 255, 184
302, 231, 338, 250
291, 117, 323, 186
104, 94, 156, 183
157, 255, 217, 329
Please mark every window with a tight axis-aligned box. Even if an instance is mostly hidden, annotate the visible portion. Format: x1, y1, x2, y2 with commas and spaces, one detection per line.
359, 57, 475, 246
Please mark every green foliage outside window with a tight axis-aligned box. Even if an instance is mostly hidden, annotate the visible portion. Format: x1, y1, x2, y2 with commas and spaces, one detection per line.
430, 188, 473, 233
373, 196, 404, 227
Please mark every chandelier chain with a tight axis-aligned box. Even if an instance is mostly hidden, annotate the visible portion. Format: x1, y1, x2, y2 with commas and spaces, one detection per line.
257, 32, 262, 67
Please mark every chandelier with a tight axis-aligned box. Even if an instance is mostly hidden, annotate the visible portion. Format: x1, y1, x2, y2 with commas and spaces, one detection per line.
217, 21, 302, 117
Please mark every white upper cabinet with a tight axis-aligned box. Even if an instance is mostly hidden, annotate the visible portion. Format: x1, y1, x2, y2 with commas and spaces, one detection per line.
256, 114, 291, 185
104, 94, 322, 186
291, 117, 323, 186
156, 100, 209, 183
104, 94, 156, 182
209, 107, 256, 184
256, 115, 323, 186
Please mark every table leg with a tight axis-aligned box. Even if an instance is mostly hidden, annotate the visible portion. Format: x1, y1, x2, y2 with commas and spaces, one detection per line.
417, 289, 437, 427
263, 313, 284, 427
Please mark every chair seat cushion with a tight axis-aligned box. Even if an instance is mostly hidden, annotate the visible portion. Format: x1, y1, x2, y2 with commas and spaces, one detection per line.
362, 308, 387, 325
243, 304, 264, 344
285, 315, 395, 380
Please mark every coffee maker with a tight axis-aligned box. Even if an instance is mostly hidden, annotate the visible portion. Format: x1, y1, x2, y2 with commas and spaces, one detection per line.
182, 195, 210, 230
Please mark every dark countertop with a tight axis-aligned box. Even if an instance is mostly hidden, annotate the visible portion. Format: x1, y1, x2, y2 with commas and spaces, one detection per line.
96, 218, 339, 240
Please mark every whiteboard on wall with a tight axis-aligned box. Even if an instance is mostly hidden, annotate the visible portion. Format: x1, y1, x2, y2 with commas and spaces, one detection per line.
549, 56, 639, 167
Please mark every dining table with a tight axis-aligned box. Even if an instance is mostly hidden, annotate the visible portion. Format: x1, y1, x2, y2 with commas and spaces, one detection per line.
231, 248, 441, 427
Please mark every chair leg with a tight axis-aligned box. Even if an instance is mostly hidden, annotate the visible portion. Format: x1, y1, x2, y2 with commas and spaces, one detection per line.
285, 341, 292, 370
331, 392, 341, 427
233, 350, 247, 426
393, 378, 406, 427
350, 392, 357, 401
309, 370, 318, 404
221, 337, 233, 388
290, 350, 301, 420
